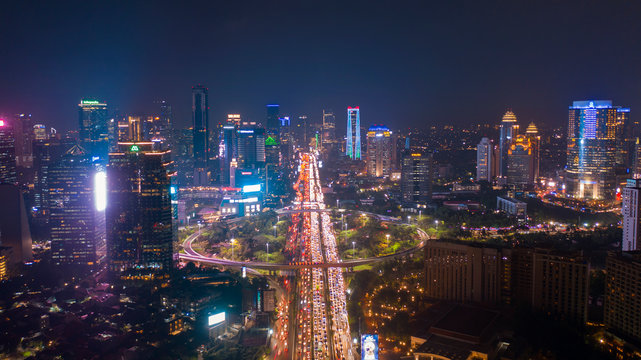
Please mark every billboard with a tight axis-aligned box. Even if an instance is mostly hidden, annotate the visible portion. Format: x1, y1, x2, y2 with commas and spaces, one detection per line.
208, 312, 225, 327
361, 334, 379, 360
242, 184, 261, 193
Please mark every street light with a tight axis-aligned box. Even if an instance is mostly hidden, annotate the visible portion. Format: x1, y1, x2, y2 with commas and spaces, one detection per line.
273, 225, 277, 237
386, 234, 390, 246
336, 199, 339, 208
352, 241, 356, 258
187, 215, 190, 227
266, 242, 269, 261
231, 238, 235, 260
435, 220, 439, 230
419, 210, 422, 221
407, 215, 411, 224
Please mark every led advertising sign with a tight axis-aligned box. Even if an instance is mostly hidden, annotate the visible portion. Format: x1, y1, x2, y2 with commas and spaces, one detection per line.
361, 334, 379, 360
242, 184, 261, 193
94, 172, 107, 211
208, 312, 225, 327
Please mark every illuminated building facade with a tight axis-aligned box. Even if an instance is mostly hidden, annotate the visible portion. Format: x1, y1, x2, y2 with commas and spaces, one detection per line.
566, 100, 618, 200
107, 142, 173, 272
401, 150, 433, 204
265, 105, 280, 195
33, 124, 47, 140
0, 246, 10, 280
346, 107, 361, 160
366, 125, 392, 177
0, 118, 17, 185
476, 137, 493, 182
49, 145, 103, 265
219, 123, 237, 186
605, 251, 641, 344
507, 134, 535, 186
78, 99, 109, 162
615, 107, 632, 166
192, 85, 209, 185
321, 109, 336, 150
499, 110, 518, 179
622, 179, 641, 251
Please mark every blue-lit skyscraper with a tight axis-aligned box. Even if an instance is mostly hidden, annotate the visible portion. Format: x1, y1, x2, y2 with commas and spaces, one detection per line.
499, 110, 518, 179
346, 107, 361, 160
566, 100, 620, 200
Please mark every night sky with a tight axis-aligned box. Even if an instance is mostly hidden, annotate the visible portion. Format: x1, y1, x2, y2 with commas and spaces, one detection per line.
1, 0, 640, 132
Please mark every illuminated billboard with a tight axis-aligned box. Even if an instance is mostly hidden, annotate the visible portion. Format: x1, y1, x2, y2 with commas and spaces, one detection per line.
94, 171, 107, 211
361, 334, 378, 360
242, 184, 261, 193
208, 312, 225, 327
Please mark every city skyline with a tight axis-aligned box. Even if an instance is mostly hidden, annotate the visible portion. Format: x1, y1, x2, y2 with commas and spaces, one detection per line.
2, 1, 641, 132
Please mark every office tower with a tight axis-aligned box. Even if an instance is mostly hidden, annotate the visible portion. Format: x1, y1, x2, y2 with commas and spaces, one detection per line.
192, 85, 209, 185
78, 99, 109, 162
279, 116, 293, 164
507, 134, 535, 187
0, 184, 33, 264
219, 123, 237, 186
156, 100, 173, 144
266, 104, 280, 134
622, 179, 641, 251
0, 247, 10, 280
0, 118, 17, 185
265, 105, 280, 195
295, 115, 309, 148
33, 124, 47, 141
346, 107, 361, 159
566, 100, 619, 200
13, 113, 34, 168
49, 145, 103, 266
32, 138, 64, 223
634, 138, 641, 179
525, 122, 540, 181
401, 150, 433, 204
605, 251, 641, 344
321, 110, 336, 149
126, 115, 144, 142
476, 137, 493, 182
107, 142, 173, 272
237, 127, 266, 169
615, 107, 632, 166
366, 125, 392, 177
424, 241, 512, 305
499, 110, 518, 178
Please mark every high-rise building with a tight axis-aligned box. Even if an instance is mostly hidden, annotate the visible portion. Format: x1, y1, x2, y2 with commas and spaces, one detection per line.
424, 241, 512, 305
615, 107, 632, 167
33, 124, 47, 141
346, 107, 361, 160
78, 99, 109, 162
476, 137, 493, 182
295, 115, 308, 148
219, 123, 237, 187
32, 138, 64, 223
321, 110, 336, 150
566, 100, 618, 200
192, 85, 210, 185
0, 118, 17, 185
107, 142, 173, 272
49, 145, 104, 266
605, 251, 641, 344
0, 184, 33, 264
525, 122, 540, 181
366, 125, 392, 177
401, 150, 433, 204
499, 110, 518, 179
622, 179, 641, 251
266, 104, 280, 134
156, 100, 173, 145
531, 249, 589, 324
265, 105, 280, 195
507, 134, 535, 187
13, 113, 34, 168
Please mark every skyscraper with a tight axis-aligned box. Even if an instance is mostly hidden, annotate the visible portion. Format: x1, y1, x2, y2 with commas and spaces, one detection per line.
346, 107, 361, 160
78, 99, 109, 162
507, 134, 535, 187
266, 104, 280, 134
605, 251, 641, 344
615, 107, 632, 166
265, 105, 281, 195
107, 142, 173, 272
321, 110, 336, 150
192, 85, 209, 185
566, 100, 618, 200
32, 137, 64, 223
476, 137, 493, 182
622, 179, 641, 251
499, 110, 518, 179
49, 145, 103, 266
13, 114, 34, 168
401, 150, 433, 205
219, 121, 237, 187
0, 118, 17, 185
366, 125, 392, 177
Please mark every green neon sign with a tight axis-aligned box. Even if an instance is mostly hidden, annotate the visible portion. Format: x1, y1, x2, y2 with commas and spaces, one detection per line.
130, 145, 139, 152
81, 100, 100, 105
